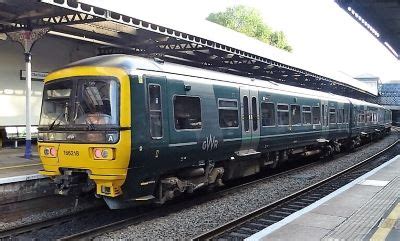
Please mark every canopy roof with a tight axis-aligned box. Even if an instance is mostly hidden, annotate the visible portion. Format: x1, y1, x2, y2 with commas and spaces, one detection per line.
336, 0, 400, 60
0, 0, 376, 98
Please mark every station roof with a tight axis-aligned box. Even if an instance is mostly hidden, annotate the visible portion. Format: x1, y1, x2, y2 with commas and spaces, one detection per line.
0, 0, 376, 98
336, 0, 400, 60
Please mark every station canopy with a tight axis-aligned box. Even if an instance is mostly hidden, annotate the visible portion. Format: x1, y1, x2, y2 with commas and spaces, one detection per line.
0, 0, 377, 98
336, 0, 400, 60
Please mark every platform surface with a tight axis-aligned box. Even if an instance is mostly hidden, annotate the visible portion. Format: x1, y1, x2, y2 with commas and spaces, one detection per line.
249, 155, 400, 241
0, 146, 44, 184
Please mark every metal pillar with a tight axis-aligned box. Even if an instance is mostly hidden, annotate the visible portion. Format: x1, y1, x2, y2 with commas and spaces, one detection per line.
6, 28, 49, 158
24, 52, 32, 157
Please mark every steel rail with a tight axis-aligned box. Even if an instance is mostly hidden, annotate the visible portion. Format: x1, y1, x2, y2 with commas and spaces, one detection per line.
0, 206, 105, 239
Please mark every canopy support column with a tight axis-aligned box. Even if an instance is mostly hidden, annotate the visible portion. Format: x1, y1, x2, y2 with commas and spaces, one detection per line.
6, 28, 49, 158
24, 52, 32, 158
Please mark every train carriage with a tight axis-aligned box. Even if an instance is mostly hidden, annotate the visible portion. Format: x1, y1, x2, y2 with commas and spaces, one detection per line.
37, 55, 391, 209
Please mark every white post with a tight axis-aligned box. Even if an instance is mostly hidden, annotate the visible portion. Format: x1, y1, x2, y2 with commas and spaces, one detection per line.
24, 52, 32, 158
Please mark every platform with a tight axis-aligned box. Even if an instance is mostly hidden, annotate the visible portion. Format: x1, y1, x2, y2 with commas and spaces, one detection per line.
0, 147, 51, 204
249, 155, 400, 241
0, 146, 43, 182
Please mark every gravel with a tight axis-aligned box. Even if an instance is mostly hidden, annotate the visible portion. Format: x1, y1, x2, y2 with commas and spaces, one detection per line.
97, 132, 399, 240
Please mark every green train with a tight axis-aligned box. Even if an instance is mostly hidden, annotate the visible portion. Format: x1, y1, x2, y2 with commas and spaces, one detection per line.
38, 55, 392, 209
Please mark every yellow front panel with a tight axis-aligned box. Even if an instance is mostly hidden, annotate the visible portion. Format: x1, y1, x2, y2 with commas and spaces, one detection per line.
39, 66, 132, 197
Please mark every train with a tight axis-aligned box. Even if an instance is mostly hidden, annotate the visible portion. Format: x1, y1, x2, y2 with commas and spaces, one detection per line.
37, 55, 392, 209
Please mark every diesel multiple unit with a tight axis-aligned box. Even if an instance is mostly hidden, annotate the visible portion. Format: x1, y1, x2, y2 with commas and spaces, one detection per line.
37, 55, 391, 209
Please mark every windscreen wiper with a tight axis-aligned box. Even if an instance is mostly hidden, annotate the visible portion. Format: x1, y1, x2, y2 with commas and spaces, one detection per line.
49, 102, 69, 130
48, 112, 64, 130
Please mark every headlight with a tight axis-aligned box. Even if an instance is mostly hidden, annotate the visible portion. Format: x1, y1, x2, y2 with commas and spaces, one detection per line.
92, 148, 114, 160
41, 146, 57, 158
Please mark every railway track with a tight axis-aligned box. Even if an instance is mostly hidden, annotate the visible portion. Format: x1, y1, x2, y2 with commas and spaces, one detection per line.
58, 160, 323, 240
193, 139, 400, 240
0, 156, 324, 240
0, 135, 397, 240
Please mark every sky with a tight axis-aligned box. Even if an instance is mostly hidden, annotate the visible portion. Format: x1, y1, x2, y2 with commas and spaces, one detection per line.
84, 0, 400, 82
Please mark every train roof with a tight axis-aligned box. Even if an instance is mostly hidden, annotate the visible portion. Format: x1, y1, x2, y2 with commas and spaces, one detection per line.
64, 54, 383, 107
347, 97, 384, 109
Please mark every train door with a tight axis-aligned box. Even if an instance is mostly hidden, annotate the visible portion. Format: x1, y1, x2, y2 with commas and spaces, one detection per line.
145, 75, 169, 146
239, 87, 260, 155
321, 100, 329, 138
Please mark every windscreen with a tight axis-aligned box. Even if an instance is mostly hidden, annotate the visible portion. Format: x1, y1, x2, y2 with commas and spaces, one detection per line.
74, 80, 119, 126
39, 78, 119, 129
39, 80, 72, 127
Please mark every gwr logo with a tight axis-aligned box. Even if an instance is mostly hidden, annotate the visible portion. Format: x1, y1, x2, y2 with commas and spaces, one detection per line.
202, 134, 218, 151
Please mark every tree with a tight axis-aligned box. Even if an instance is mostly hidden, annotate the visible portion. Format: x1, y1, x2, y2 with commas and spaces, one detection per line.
207, 5, 292, 52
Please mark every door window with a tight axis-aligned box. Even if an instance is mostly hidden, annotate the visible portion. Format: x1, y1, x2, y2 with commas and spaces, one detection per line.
252, 97, 258, 131
243, 96, 249, 132
337, 109, 344, 123
148, 84, 162, 138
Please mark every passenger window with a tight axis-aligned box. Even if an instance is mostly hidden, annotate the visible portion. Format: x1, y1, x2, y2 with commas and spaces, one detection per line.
148, 84, 162, 138
261, 102, 275, 126
329, 108, 336, 124
358, 110, 365, 123
302, 106, 312, 125
290, 105, 301, 125
277, 104, 289, 126
174, 96, 202, 130
218, 99, 239, 128
312, 106, 321, 124
243, 96, 249, 132
252, 97, 258, 131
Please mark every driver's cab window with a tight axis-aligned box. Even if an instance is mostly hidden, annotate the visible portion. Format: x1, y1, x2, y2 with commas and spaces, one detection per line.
75, 80, 118, 125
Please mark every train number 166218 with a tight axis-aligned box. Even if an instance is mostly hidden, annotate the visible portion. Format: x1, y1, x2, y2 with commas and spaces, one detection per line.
63, 150, 80, 156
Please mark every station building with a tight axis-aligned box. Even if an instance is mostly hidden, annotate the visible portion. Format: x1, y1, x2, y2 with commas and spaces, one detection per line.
379, 82, 400, 125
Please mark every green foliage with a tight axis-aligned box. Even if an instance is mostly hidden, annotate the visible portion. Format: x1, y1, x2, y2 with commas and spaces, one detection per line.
207, 5, 292, 52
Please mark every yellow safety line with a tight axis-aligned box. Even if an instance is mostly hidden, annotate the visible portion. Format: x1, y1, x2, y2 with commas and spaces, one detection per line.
370, 202, 400, 241
0, 163, 41, 170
